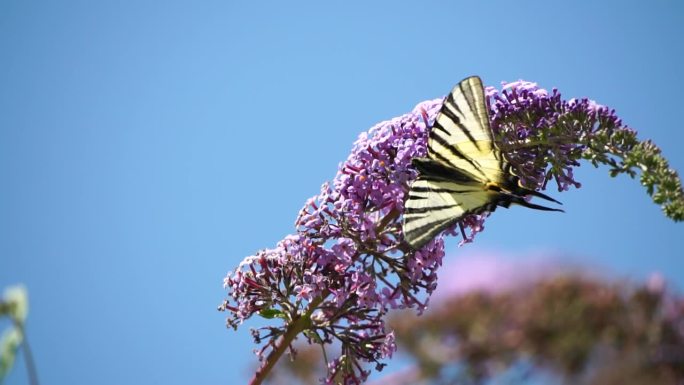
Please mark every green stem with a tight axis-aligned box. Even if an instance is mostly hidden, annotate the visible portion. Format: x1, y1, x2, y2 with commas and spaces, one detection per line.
20, 330, 39, 385
248, 295, 326, 385
376, 207, 400, 233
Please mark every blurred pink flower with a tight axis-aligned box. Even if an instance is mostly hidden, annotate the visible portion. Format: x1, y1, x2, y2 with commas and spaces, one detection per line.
432, 250, 573, 300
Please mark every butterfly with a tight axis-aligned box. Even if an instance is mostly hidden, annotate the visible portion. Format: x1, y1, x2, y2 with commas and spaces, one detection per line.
402, 76, 563, 249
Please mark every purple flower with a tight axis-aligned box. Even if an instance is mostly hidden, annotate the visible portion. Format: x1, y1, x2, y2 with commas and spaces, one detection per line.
222, 78, 683, 384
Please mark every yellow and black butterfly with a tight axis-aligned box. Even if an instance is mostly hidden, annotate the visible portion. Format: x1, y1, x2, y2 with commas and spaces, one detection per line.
402, 76, 563, 249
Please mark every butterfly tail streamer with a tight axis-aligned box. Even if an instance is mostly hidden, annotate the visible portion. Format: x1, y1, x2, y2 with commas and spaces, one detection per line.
523, 188, 564, 205
505, 193, 565, 213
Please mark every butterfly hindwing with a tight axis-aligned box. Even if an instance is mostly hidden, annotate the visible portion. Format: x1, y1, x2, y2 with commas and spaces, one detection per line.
403, 177, 496, 249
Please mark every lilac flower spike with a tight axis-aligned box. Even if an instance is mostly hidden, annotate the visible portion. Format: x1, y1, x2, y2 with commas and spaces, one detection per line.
222, 79, 683, 385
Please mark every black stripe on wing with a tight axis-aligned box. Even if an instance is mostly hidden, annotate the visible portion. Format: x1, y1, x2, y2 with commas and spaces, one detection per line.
404, 216, 456, 248
458, 77, 510, 174
429, 129, 485, 178
443, 93, 481, 150
405, 203, 461, 214
409, 185, 478, 194
412, 157, 482, 183
458, 76, 492, 136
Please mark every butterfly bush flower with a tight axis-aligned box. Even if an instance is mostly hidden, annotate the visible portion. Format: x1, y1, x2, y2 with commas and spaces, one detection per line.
487, 81, 683, 218
221, 80, 684, 385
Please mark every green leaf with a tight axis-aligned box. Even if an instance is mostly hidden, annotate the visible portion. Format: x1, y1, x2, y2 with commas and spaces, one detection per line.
258, 308, 285, 319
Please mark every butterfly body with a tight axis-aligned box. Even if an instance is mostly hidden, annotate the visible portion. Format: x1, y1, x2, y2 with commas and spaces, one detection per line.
402, 76, 562, 249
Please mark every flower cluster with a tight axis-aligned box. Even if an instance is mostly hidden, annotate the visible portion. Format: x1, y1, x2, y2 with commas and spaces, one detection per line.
222, 98, 448, 384
221, 79, 683, 385
487, 81, 683, 219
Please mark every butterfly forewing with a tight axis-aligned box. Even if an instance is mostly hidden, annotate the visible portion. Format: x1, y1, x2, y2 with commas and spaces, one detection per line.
427, 76, 505, 183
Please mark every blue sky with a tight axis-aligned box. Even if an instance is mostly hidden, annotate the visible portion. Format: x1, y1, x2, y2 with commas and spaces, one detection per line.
1, 1, 682, 384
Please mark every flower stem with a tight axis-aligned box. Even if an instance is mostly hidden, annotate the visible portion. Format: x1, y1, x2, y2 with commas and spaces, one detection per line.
21, 331, 40, 385
249, 296, 326, 385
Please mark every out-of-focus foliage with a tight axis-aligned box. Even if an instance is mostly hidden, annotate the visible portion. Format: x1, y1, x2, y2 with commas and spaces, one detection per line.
269, 272, 684, 385
0, 285, 28, 382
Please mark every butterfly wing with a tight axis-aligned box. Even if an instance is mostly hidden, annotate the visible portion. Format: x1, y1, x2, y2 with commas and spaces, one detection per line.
427, 76, 507, 183
403, 175, 497, 249
403, 76, 503, 249
403, 76, 562, 249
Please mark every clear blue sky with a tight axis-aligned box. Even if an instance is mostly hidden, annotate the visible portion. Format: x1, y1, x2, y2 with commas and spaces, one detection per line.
1, 1, 682, 384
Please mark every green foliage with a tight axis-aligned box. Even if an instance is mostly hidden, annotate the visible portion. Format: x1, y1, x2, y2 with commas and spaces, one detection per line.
259, 308, 287, 320
586, 128, 684, 221
0, 285, 28, 383
624, 141, 684, 220
493, 84, 684, 222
